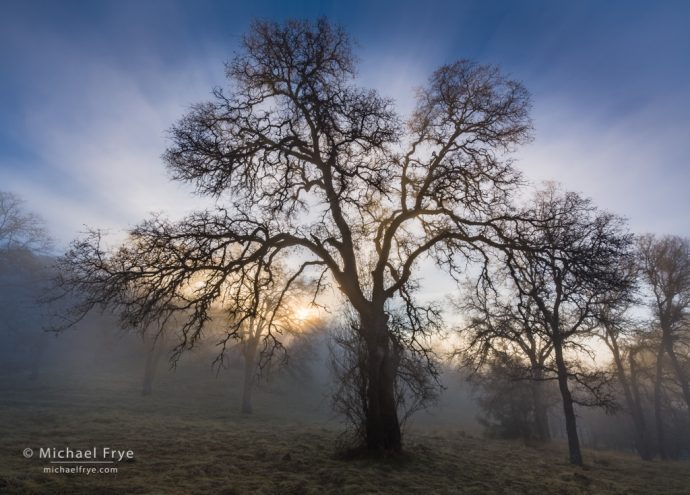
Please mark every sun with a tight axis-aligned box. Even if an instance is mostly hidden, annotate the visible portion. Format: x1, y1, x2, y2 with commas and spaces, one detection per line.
294, 305, 318, 322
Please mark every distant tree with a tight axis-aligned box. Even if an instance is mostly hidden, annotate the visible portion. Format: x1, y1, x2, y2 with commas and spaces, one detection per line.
618, 330, 690, 459
469, 351, 556, 441
54, 19, 532, 452
0, 191, 51, 256
229, 268, 314, 414
141, 330, 168, 396
459, 282, 554, 442
637, 234, 690, 459
0, 192, 52, 380
597, 304, 654, 460
56, 236, 314, 410
130, 265, 314, 405
496, 184, 634, 465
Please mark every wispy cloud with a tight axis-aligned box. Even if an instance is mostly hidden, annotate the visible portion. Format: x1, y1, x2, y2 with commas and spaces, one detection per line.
0, 34, 225, 247
518, 91, 690, 236
1, 0, 689, 249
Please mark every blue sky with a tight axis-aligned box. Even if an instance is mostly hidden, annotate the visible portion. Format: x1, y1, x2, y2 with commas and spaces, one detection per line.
1, 0, 689, 248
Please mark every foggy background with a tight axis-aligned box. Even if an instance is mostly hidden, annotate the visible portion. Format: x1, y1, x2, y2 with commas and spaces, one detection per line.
0, 247, 649, 454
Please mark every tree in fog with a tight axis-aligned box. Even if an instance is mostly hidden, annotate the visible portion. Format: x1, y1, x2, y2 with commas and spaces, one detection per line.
0, 191, 52, 379
0, 191, 51, 256
460, 284, 554, 442
141, 330, 168, 396
56, 229, 316, 407
228, 268, 315, 414
587, 250, 656, 460
495, 184, 634, 465
55, 19, 532, 452
468, 352, 556, 441
596, 303, 654, 460
613, 329, 690, 459
636, 234, 690, 459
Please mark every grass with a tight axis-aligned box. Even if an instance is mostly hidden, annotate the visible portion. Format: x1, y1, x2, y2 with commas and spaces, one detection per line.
1, 368, 689, 494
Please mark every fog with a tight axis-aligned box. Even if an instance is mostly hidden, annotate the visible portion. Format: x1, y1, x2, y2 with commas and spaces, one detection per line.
0, 250, 657, 451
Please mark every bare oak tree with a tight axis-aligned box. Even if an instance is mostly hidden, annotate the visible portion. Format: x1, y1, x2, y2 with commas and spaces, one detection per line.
55, 19, 531, 453
498, 184, 634, 465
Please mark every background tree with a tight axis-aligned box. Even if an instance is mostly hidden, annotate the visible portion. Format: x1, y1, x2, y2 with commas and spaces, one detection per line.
0, 191, 51, 256
0, 191, 52, 380
636, 234, 690, 459
468, 352, 557, 442
56, 18, 532, 453
459, 282, 554, 442
614, 329, 690, 459
55, 232, 315, 410
497, 184, 634, 465
597, 304, 653, 460
229, 268, 315, 415
141, 330, 168, 396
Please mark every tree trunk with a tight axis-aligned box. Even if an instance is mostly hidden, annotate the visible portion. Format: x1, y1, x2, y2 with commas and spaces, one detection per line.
530, 368, 550, 442
241, 340, 258, 414
142, 339, 164, 396
665, 343, 690, 412
553, 336, 583, 466
362, 310, 401, 452
654, 344, 668, 460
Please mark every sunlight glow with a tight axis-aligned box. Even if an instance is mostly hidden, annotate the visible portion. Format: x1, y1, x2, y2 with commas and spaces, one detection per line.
294, 305, 318, 322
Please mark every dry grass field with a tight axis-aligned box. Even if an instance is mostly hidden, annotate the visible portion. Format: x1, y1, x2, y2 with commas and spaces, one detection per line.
1, 369, 689, 495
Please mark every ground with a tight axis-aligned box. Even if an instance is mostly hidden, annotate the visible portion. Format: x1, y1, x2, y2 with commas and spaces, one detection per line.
1, 367, 689, 495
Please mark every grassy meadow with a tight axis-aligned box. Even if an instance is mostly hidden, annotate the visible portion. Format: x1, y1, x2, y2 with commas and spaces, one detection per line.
1, 363, 689, 495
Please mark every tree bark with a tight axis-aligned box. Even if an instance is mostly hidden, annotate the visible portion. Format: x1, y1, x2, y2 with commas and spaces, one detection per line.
241, 339, 258, 414
362, 310, 401, 452
553, 335, 583, 466
653, 344, 667, 460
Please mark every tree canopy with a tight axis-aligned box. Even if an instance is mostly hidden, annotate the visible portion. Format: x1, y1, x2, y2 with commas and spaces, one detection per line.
56, 18, 536, 453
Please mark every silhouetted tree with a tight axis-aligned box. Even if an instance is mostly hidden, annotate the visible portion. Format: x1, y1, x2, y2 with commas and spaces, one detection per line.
54, 19, 532, 453
498, 184, 634, 465
55, 237, 314, 409
618, 330, 690, 459
637, 234, 690, 459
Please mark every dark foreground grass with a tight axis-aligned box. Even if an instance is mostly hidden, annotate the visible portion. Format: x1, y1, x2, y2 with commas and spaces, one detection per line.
1, 373, 689, 495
